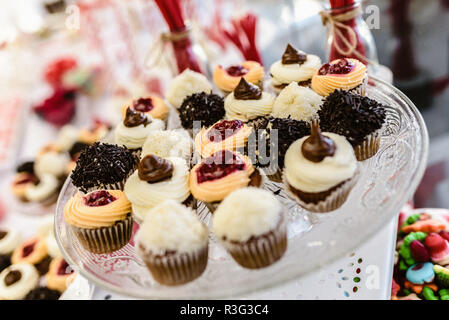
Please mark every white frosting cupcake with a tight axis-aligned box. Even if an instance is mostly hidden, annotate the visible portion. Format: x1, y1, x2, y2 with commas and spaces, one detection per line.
114, 116, 165, 150
271, 82, 323, 122
35, 151, 69, 178
0, 264, 39, 299
270, 53, 321, 87
24, 174, 59, 203
141, 129, 192, 162
165, 69, 212, 109
136, 200, 208, 253
0, 229, 22, 255
124, 156, 190, 221
213, 187, 282, 242
224, 91, 275, 121
284, 132, 356, 193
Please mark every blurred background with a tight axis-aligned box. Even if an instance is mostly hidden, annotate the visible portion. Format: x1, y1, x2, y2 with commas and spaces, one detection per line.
0, 0, 448, 210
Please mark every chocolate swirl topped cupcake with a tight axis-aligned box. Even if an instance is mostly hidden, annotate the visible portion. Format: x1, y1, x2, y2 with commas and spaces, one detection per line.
224, 78, 275, 122
284, 123, 358, 212
137, 155, 173, 183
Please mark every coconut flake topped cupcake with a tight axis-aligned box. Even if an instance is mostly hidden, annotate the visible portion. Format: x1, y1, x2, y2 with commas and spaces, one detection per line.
213, 61, 264, 94
165, 69, 212, 109
124, 155, 190, 222
115, 107, 165, 151
136, 200, 208, 286
141, 129, 193, 163
311, 58, 367, 96
121, 96, 169, 121
224, 78, 275, 122
213, 187, 287, 269
270, 44, 321, 92
284, 122, 358, 213
271, 82, 323, 122
195, 119, 253, 158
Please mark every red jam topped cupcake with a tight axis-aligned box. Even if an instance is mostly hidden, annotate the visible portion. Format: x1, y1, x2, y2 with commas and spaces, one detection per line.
318, 58, 355, 75
121, 95, 168, 121
225, 65, 249, 77
207, 120, 244, 142
190, 150, 259, 203
312, 58, 367, 96
213, 61, 264, 93
82, 190, 117, 207
46, 258, 76, 292
11, 237, 50, 275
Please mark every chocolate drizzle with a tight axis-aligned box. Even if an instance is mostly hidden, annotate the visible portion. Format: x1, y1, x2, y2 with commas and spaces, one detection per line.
123, 107, 150, 128
234, 78, 262, 100
138, 155, 173, 183
301, 122, 335, 162
282, 44, 307, 65
4, 270, 22, 286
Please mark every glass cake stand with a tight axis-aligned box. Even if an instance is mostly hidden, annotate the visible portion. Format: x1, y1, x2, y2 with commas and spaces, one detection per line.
55, 77, 428, 299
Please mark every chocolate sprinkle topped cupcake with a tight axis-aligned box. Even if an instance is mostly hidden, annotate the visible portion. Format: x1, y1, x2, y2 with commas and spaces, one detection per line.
255, 117, 310, 168
178, 92, 225, 129
70, 142, 137, 192
318, 90, 386, 147
25, 287, 61, 300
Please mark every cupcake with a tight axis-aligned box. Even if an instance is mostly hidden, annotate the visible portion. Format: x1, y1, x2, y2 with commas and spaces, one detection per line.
189, 150, 262, 211
318, 90, 386, 161
311, 58, 367, 96
136, 200, 209, 286
283, 123, 358, 213
0, 229, 21, 272
165, 69, 212, 109
11, 237, 51, 275
256, 117, 311, 181
70, 142, 137, 193
195, 119, 253, 158
434, 265, 449, 288
114, 107, 165, 154
271, 82, 323, 122
0, 264, 39, 300
213, 61, 264, 95
224, 78, 275, 122
45, 258, 76, 292
269, 44, 321, 93
124, 155, 190, 222
24, 174, 60, 206
64, 190, 133, 254
178, 92, 225, 130
121, 96, 169, 122
141, 129, 193, 165
25, 287, 61, 300
10, 162, 39, 202
213, 187, 287, 269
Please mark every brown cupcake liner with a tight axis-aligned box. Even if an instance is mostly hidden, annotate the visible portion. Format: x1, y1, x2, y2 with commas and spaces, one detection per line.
263, 167, 283, 183
139, 245, 208, 286
81, 180, 127, 194
72, 214, 133, 254
353, 133, 381, 161
221, 220, 287, 269
283, 170, 360, 213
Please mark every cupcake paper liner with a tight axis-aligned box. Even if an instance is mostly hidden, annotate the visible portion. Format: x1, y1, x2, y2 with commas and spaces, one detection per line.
72, 214, 133, 254
221, 220, 287, 269
353, 133, 381, 161
139, 245, 208, 286
283, 170, 360, 213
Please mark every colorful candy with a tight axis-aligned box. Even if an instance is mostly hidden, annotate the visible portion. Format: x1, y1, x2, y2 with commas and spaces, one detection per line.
399, 232, 427, 266
402, 219, 446, 234
434, 265, 449, 288
422, 286, 439, 300
406, 262, 435, 285
425, 233, 449, 265
410, 240, 430, 262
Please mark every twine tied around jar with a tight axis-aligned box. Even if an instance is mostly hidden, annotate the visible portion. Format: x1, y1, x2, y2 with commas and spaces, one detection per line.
320, 6, 375, 65
145, 26, 192, 72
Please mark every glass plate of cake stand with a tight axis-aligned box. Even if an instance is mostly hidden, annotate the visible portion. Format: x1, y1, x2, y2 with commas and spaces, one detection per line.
55, 77, 428, 299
